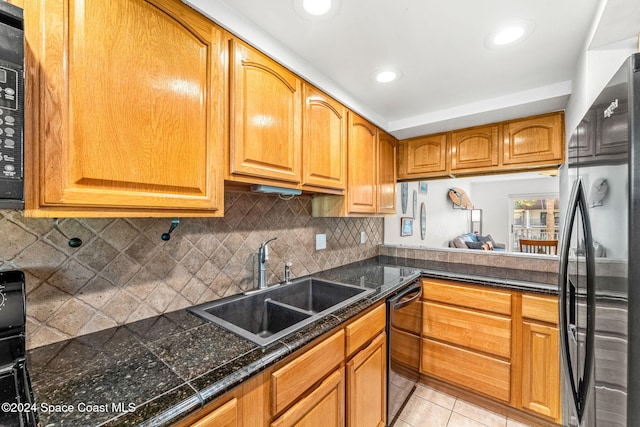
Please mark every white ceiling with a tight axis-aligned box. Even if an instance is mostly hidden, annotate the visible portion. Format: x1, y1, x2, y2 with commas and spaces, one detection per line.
185, 0, 639, 139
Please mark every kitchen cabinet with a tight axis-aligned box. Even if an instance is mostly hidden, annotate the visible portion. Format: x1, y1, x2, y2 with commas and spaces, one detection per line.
398, 112, 564, 180
270, 330, 344, 415
348, 112, 379, 214
518, 294, 561, 423
377, 130, 398, 214
450, 124, 499, 173
228, 38, 302, 186
312, 114, 397, 216
346, 333, 386, 427
302, 84, 348, 192
271, 369, 345, 427
421, 279, 512, 402
419, 278, 562, 425
190, 399, 238, 427
502, 112, 564, 167
23, 0, 225, 217
397, 133, 448, 179
174, 373, 268, 427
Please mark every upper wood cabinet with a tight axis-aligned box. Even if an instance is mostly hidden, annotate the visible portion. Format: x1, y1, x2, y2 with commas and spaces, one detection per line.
398, 112, 565, 180
347, 112, 378, 214
502, 112, 564, 167
377, 131, 398, 214
450, 124, 500, 173
24, 0, 225, 217
302, 84, 347, 191
228, 38, 302, 185
398, 133, 448, 179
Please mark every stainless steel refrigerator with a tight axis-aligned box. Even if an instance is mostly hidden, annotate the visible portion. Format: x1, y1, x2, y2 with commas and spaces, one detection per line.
559, 52, 640, 426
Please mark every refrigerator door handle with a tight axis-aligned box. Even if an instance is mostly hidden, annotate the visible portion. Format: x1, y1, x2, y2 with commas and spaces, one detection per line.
558, 178, 596, 423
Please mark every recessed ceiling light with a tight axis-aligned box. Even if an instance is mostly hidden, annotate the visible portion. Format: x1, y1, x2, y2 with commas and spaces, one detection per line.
374, 69, 402, 83
485, 21, 534, 49
293, 0, 341, 20
493, 26, 525, 45
303, 0, 331, 16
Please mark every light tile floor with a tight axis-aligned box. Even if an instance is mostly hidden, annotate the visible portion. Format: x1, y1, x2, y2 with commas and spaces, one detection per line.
395, 383, 534, 427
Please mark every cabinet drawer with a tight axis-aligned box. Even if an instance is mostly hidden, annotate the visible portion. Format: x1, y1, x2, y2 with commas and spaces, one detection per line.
522, 294, 558, 324
423, 302, 511, 358
390, 327, 420, 370
422, 279, 512, 315
191, 398, 238, 427
345, 304, 386, 356
271, 330, 344, 415
421, 338, 511, 402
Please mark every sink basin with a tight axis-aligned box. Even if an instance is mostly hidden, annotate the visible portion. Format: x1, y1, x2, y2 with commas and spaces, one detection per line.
188, 278, 373, 346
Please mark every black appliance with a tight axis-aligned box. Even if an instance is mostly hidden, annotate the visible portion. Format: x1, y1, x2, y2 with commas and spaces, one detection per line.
559, 53, 640, 426
0, 270, 38, 426
386, 280, 422, 426
0, 2, 24, 209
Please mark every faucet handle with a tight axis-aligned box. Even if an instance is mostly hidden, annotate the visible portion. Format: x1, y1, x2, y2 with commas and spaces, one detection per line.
284, 261, 292, 284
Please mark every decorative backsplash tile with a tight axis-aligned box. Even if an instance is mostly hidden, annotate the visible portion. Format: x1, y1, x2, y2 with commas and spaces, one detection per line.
0, 192, 382, 349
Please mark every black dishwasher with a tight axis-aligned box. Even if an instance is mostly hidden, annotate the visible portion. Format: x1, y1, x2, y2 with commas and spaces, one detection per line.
386, 280, 422, 426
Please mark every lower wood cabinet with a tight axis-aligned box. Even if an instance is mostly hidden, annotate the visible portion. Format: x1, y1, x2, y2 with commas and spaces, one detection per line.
190, 398, 238, 427
271, 368, 345, 427
346, 332, 386, 427
519, 294, 561, 423
420, 279, 561, 425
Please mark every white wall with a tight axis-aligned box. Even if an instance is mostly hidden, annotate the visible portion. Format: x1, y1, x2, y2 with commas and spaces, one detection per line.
384, 173, 559, 250
384, 179, 472, 248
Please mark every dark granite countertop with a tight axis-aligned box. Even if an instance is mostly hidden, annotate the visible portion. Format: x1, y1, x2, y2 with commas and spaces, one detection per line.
27, 256, 558, 426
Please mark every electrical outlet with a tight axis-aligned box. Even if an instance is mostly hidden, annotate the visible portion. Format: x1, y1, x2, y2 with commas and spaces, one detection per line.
316, 233, 327, 250
360, 231, 367, 244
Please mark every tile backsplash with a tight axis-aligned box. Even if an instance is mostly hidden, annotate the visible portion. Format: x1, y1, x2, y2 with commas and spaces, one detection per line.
0, 191, 382, 349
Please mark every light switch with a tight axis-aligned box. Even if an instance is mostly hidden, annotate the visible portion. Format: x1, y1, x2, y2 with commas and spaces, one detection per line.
316, 233, 327, 250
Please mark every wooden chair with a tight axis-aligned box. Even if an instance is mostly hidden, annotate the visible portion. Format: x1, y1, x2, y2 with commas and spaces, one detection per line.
519, 239, 558, 255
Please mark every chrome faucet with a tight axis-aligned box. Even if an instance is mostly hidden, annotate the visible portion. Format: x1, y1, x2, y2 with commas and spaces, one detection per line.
258, 237, 277, 289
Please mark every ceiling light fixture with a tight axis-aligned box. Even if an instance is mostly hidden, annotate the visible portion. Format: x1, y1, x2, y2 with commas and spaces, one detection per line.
302, 0, 331, 16
485, 21, 534, 49
493, 26, 525, 45
293, 0, 341, 20
374, 69, 401, 83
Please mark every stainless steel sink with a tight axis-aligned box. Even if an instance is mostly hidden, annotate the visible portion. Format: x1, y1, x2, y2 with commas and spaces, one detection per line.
188, 278, 373, 346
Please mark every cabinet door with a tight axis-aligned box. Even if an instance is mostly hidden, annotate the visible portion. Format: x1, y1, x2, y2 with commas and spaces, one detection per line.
230, 39, 302, 184
30, 0, 224, 215
502, 113, 564, 166
521, 321, 560, 421
450, 125, 499, 172
377, 131, 397, 214
346, 333, 386, 427
191, 398, 238, 427
303, 85, 347, 191
347, 112, 377, 214
271, 369, 345, 427
398, 133, 448, 178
